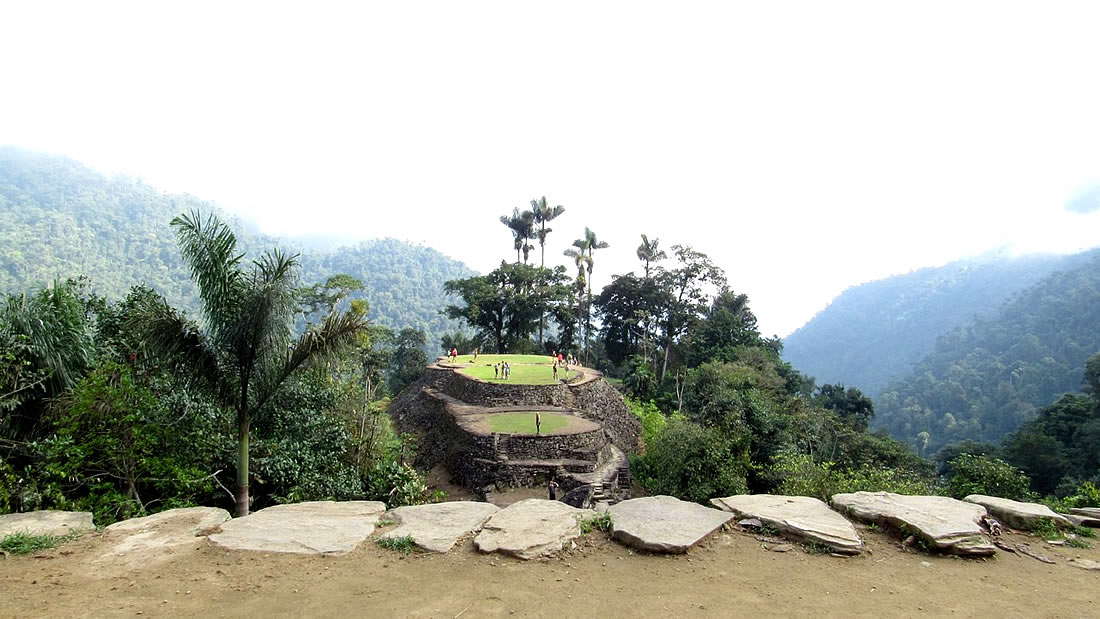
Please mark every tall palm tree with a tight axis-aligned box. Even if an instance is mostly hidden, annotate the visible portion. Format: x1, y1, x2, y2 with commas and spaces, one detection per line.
570, 228, 609, 365
135, 211, 368, 517
531, 196, 565, 346
499, 207, 535, 264
531, 197, 566, 269
636, 234, 666, 279
562, 247, 590, 354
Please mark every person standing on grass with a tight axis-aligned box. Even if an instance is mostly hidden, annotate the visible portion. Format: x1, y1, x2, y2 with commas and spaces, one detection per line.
535, 412, 541, 435
553, 364, 558, 380
548, 479, 559, 500
494, 362, 499, 379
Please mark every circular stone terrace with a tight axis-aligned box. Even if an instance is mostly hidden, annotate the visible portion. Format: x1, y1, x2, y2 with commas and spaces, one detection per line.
416, 354, 631, 500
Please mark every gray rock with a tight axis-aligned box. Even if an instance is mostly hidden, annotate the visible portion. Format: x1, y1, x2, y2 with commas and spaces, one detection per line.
1064, 513, 1100, 528
379, 501, 498, 553
964, 495, 1072, 531
831, 492, 994, 556
608, 495, 734, 553
101, 507, 230, 557
712, 494, 863, 555
0, 510, 94, 538
210, 501, 386, 555
1069, 558, 1100, 571
474, 498, 593, 560
1069, 507, 1100, 519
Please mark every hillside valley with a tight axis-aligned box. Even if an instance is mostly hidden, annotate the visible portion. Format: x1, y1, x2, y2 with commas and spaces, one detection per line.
0, 147, 474, 350
783, 249, 1099, 396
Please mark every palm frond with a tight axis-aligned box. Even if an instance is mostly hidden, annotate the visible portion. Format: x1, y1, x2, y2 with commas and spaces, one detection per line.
129, 295, 228, 404
171, 211, 245, 338
253, 307, 368, 414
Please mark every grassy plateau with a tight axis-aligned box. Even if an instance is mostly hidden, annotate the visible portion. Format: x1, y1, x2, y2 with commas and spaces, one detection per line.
486, 411, 571, 434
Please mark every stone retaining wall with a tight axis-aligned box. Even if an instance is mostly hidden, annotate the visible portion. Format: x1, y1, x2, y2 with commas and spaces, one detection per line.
389, 362, 640, 495
502, 427, 606, 461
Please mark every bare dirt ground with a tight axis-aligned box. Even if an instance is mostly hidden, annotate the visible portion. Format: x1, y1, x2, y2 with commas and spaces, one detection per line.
1, 519, 1098, 618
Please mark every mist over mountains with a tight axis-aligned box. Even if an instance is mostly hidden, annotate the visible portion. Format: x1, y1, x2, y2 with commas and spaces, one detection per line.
0, 147, 474, 350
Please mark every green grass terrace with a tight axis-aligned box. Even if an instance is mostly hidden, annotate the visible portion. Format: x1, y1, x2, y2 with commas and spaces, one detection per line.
450, 354, 580, 385
485, 411, 572, 434
459, 363, 578, 385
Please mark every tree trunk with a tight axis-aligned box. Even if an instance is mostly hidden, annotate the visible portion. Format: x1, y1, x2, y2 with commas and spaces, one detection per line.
660, 334, 672, 383
538, 243, 546, 348
235, 413, 250, 517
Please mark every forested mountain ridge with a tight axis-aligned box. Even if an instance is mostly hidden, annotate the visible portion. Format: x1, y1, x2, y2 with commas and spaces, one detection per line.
874, 254, 1100, 455
782, 250, 1099, 395
0, 147, 474, 347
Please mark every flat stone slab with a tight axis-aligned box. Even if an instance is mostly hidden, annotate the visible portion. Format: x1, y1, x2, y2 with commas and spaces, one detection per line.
210, 501, 386, 555
101, 507, 230, 556
608, 495, 734, 554
964, 495, 1073, 531
474, 498, 593, 560
379, 501, 499, 553
1070, 507, 1100, 519
831, 492, 994, 556
1064, 513, 1100, 528
0, 510, 94, 538
1069, 558, 1100, 571
711, 494, 863, 554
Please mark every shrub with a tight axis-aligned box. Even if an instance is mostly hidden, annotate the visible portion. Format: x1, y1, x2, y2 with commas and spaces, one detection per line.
772, 452, 934, 501
946, 454, 1034, 501
631, 418, 750, 504
625, 397, 667, 448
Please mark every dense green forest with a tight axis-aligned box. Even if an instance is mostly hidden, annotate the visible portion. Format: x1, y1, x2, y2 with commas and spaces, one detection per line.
2, 149, 1096, 526
874, 254, 1100, 455
0, 147, 474, 350
783, 250, 1097, 395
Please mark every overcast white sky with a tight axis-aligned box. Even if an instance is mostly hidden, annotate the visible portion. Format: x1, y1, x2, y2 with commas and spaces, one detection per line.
3, 1, 1099, 336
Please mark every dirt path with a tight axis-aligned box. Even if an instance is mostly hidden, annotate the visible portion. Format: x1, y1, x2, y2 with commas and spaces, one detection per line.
2, 523, 1098, 618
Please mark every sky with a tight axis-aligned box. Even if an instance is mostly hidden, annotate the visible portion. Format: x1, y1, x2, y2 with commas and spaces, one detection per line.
2, 1, 1099, 337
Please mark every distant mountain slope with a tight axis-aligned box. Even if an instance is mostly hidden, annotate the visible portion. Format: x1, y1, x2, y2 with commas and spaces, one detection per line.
782, 250, 1098, 395
0, 147, 474, 348
874, 254, 1100, 455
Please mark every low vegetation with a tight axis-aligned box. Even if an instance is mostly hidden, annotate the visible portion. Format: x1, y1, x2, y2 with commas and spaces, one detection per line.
579, 512, 613, 535
376, 535, 418, 554
0, 531, 77, 556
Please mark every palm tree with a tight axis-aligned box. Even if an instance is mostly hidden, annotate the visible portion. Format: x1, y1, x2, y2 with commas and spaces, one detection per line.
134, 212, 368, 517
499, 208, 535, 264
570, 228, 608, 365
531, 197, 566, 269
531, 196, 565, 346
562, 247, 590, 354
636, 234, 666, 279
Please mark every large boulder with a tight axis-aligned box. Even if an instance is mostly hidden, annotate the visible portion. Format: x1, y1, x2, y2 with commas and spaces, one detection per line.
474, 498, 593, 560
711, 494, 862, 554
379, 501, 499, 553
963, 495, 1073, 531
0, 510, 94, 538
608, 495, 734, 554
210, 501, 386, 555
1070, 507, 1100, 519
1064, 513, 1100, 528
99, 506, 230, 564
831, 492, 994, 556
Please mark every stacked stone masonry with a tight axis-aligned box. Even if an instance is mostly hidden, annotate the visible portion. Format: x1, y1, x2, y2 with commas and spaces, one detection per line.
389, 362, 642, 503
